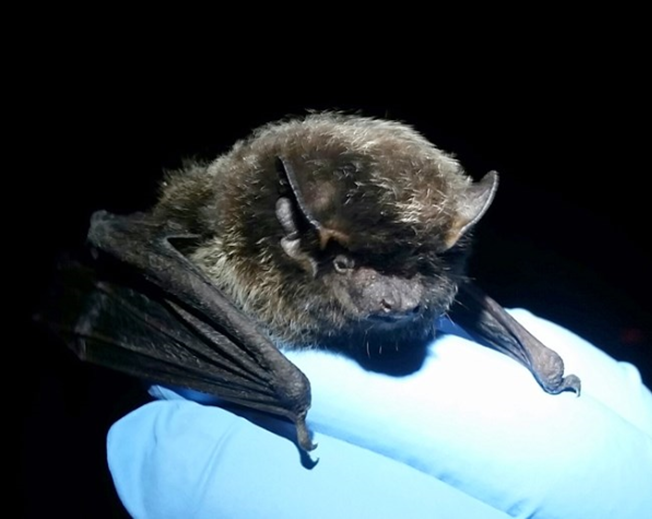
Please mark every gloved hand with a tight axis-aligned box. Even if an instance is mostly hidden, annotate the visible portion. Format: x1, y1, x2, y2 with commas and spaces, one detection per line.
108, 309, 652, 518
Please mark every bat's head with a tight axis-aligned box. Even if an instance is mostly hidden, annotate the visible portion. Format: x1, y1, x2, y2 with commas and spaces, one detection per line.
186, 113, 497, 361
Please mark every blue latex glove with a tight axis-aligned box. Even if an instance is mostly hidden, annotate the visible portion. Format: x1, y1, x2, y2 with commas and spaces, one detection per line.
108, 310, 652, 518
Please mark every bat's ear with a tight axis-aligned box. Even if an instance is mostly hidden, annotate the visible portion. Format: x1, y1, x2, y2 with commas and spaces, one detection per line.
443, 171, 499, 249
275, 157, 348, 276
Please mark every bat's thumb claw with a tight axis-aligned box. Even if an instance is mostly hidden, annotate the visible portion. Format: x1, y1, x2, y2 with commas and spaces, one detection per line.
562, 374, 582, 396
544, 373, 582, 395
295, 415, 317, 452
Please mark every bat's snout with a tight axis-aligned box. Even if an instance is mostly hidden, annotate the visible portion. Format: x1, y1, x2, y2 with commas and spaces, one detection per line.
350, 269, 425, 322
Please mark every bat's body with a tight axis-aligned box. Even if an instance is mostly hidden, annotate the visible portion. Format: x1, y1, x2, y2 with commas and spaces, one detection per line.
43, 113, 580, 451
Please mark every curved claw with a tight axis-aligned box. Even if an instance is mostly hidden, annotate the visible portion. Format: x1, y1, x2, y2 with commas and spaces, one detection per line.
295, 412, 317, 452
541, 373, 582, 396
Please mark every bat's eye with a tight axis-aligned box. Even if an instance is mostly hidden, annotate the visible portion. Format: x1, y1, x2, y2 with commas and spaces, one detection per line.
333, 254, 355, 273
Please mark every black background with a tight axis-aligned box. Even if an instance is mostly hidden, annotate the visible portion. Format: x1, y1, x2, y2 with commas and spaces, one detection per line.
18, 52, 650, 517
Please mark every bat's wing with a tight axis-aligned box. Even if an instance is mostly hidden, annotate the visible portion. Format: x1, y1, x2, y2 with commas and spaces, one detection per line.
451, 282, 581, 395
42, 210, 314, 451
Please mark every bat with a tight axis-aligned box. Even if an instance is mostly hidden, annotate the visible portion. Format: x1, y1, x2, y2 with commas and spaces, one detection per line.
41, 112, 581, 452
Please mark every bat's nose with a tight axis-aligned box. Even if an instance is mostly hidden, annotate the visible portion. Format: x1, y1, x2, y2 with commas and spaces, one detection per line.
351, 267, 425, 320
381, 296, 420, 314
369, 297, 422, 323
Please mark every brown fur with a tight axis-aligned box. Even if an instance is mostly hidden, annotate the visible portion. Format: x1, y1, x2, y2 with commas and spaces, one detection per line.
151, 113, 489, 353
